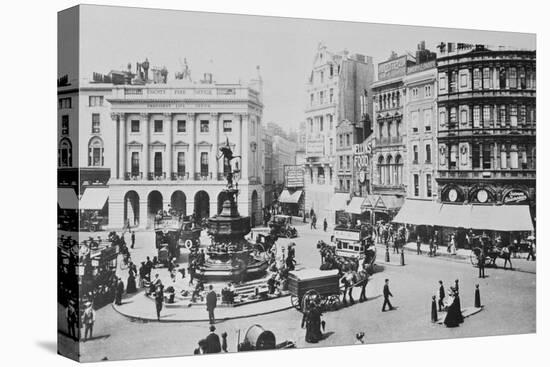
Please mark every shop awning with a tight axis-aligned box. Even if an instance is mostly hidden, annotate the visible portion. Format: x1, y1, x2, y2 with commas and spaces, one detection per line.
346, 197, 367, 214
434, 204, 472, 228
374, 195, 404, 211
79, 187, 109, 210
278, 189, 303, 204
392, 199, 442, 225
58, 188, 78, 209
329, 193, 350, 211
361, 195, 379, 209
469, 205, 533, 232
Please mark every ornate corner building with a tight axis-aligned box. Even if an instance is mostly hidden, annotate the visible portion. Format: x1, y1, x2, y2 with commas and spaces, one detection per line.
436, 44, 536, 216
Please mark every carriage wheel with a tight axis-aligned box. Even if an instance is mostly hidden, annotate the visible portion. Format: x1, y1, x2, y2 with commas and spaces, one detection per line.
302, 289, 320, 311
290, 295, 301, 310
324, 294, 341, 311
470, 248, 481, 267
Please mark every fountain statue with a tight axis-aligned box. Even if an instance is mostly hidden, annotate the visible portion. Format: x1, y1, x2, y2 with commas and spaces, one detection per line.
198, 139, 269, 282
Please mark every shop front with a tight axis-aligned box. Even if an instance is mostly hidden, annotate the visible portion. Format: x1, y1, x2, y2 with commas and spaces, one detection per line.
278, 189, 304, 217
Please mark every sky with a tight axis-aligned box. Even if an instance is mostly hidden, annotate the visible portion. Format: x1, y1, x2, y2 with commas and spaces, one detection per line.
74, 5, 535, 132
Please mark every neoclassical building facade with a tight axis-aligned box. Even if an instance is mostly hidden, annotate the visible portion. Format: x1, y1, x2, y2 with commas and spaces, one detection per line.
107, 81, 264, 229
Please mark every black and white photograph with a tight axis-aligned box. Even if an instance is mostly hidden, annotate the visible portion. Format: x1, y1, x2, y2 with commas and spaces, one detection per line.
54, 3, 539, 363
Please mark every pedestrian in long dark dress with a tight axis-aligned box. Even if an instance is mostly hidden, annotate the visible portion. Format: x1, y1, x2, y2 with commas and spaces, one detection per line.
474, 284, 481, 308
115, 278, 124, 305
154, 285, 164, 321
438, 280, 445, 311
359, 271, 369, 302
126, 270, 137, 294
443, 289, 464, 327
301, 302, 323, 343
431, 296, 438, 323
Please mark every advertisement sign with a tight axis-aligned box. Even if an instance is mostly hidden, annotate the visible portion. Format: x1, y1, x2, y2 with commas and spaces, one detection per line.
503, 190, 529, 204
334, 229, 360, 241
285, 165, 305, 188
378, 56, 407, 81
306, 140, 324, 156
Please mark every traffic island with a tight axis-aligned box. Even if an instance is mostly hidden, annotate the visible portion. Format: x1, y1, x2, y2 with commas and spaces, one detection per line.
113, 290, 293, 322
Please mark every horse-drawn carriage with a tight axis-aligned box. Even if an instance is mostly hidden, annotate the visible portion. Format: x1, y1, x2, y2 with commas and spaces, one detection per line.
287, 269, 342, 311
469, 235, 514, 269
268, 214, 298, 238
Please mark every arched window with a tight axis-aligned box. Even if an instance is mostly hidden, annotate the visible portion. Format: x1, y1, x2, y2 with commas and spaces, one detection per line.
58, 138, 72, 167
386, 155, 393, 185
395, 154, 403, 185
88, 137, 104, 167
377, 156, 384, 185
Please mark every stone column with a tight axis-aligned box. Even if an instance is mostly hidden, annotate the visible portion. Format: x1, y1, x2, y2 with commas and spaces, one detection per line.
188, 113, 196, 179
241, 113, 249, 181
111, 113, 121, 179
235, 113, 242, 175
211, 112, 219, 180
165, 113, 173, 179
141, 113, 150, 179
120, 113, 127, 178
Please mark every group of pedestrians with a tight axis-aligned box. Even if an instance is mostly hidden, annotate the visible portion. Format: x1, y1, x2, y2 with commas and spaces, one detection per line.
194, 325, 228, 354
430, 279, 464, 327
65, 300, 96, 342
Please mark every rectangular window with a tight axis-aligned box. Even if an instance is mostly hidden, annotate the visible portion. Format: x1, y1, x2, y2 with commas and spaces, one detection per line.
329, 89, 334, 103
459, 71, 468, 88
510, 145, 519, 169
510, 105, 518, 127
200, 152, 209, 176
131, 120, 140, 132
89, 96, 104, 106
483, 68, 492, 89
439, 74, 447, 92
92, 147, 101, 167
499, 105, 507, 125
59, 97, 72, 109
450, 145, 458, 168
346, 156, 351, 169
310, 93, 314, 106
499, 68, 507, 89
177, 120, 186, 132
154, 152, 163, 177
424, 110, 432, 131
426, 174, 432, 197
61, 115, 69, 135
413, 174, 419, 196
439, 109, 447, 127
450, 71, 457, 92
482, 144, 492, 169
200, 120, 209, 132
473, 68, 482, 90
520, 105, 527, 125
329, 138, 333, 154
425, 85, 432, 97
519, 68, 526, 89
473, 106, 481, 128
339, 156, 344, 169
92, 113, 100, 133
450, 108, 457, 126
328, 114, 333, 130
483, 105, 492, 127
346, 134, 350, 146
460, 109, 468, 126
411, 111, 419, 132
131, 152, 140, 176
154, 120, 163, 133
413, 145, 418, 163
319, 116, 324, 132
509, 67, 517, 89
472, 143, 481, 169
223, 120, 232, 132
177, 152, 186, 175
425, 144, 431, 163
319, 91, 324, 104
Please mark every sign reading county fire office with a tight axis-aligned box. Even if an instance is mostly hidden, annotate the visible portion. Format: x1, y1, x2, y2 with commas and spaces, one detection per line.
285, 165, 305, 188
378, 56, 407, 81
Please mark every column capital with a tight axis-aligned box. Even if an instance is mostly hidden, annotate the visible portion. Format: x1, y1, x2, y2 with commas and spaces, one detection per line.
163, 112, 172, 120
210, 112, 219, 119
111, 112, 125, 121
139, 112, 149, 119
186, 112, 195, 120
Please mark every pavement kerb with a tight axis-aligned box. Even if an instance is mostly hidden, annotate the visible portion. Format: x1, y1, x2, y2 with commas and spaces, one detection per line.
111, 294, 294, 323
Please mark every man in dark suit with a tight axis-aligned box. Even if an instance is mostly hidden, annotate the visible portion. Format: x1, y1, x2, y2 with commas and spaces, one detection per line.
130, 231, 135, 249
478, 250, 485, 278
205, 325, 221, 353
206, 285, 217, 324
438, 280, 445, 311
382, 279, 394, 311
